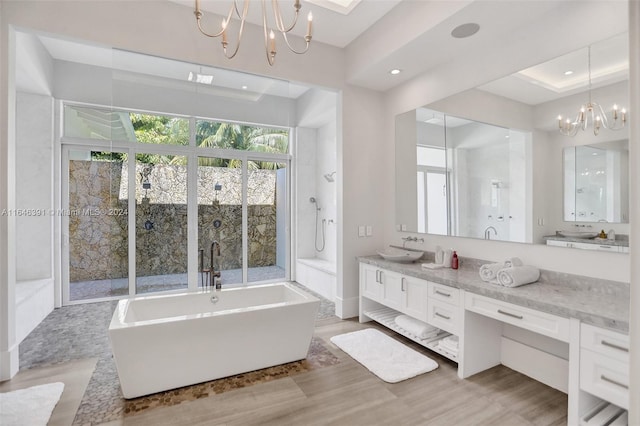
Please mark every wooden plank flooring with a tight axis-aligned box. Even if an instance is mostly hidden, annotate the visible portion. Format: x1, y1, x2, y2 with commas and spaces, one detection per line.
101, 317, 568, 426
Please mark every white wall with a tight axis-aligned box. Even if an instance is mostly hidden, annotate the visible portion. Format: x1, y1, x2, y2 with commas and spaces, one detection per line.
16, 92, 54, 281
339, 84, 386, 318
294, 127, 318, 260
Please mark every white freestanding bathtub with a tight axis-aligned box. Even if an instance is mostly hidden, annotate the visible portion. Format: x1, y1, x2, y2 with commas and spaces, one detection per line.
108, 282, 320, 398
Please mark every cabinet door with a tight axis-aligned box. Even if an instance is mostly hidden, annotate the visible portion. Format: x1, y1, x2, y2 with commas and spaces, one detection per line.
402, 276, 428, 321
380, 269, 403, 311
360, 263, 383, 302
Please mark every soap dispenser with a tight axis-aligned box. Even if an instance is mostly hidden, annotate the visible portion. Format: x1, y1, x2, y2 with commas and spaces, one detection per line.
451, 251, 459, 270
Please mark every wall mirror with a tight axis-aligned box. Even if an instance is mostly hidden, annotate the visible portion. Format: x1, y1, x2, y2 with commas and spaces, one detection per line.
395, 109, 532, 243
563, 140, 629, 223
395, 29, 629, 250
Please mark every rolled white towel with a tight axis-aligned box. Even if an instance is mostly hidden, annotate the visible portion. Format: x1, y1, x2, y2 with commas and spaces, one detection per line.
496, 265, 540, 288
504, 257, 523, 268
479, 263, 503, 282
395, 315, 439, 339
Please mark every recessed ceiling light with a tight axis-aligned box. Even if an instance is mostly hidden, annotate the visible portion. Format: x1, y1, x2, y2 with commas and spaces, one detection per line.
451, 23, 480, 39
564, 70, 574, 76
390, 69, 402, 75
242, 85, 248, 90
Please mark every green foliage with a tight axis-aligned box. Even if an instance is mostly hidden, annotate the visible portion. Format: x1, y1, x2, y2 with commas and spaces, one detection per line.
197, 121, 288, 169
92, 115, 289, 169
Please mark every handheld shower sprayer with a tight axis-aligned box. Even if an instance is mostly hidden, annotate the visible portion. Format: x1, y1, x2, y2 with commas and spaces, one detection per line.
309, 196, 326, 252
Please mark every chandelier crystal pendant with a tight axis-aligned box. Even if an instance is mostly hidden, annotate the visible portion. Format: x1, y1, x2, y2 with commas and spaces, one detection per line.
557, 46, 627, 136
194, 0, 313, 66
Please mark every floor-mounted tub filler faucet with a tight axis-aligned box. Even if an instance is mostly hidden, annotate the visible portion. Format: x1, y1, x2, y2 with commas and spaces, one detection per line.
200, 241, 222, 291
484, 226, 497, 240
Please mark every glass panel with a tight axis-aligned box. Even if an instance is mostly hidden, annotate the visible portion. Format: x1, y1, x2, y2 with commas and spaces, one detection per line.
68, 150, 129, 301
248, 161, 287, 283
131, 113, 189, 146
64, 105, 137, 142
135, 154, 188, 294
197, 157, 243, 287
196, 119, 289, 153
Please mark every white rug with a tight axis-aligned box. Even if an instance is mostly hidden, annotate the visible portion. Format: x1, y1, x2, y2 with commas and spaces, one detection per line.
0, 382, 65, 426
330, 328, 438, 383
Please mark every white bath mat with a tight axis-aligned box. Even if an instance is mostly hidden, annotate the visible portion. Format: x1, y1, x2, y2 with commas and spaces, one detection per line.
330, 328, 438, 383
0, 382, 64, 426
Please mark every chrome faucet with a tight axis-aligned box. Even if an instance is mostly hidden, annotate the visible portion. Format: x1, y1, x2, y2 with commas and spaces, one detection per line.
402, 236, 417, 248
484, 226, 497, 240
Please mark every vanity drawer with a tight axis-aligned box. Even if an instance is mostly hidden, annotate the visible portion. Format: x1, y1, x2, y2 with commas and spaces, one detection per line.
464, 293, 570, 342
428, 282, 460, 305
581, 323, 629, 363
580, 349, 629, 410
427, 298, 460, 335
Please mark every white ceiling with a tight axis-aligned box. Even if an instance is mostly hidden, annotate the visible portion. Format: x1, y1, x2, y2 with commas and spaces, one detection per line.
19, 0, 630, 105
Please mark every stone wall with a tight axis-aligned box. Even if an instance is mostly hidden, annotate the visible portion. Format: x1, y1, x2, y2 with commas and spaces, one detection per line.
69, 160, 278, 282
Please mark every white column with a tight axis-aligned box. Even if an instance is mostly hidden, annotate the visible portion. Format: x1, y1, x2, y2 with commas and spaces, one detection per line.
628, 0, 640, 423
0, 18, 19, 381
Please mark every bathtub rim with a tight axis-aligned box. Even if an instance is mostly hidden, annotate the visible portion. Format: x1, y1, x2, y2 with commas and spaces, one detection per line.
109, 282, 319, 331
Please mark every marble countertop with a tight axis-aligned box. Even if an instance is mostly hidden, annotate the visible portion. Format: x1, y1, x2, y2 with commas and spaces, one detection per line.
358, 256, 630, 333
543, 235, 629, 247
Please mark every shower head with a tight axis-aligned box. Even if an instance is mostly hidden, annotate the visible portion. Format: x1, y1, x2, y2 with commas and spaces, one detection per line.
309, 197, 317, 203
323, 171, 336, 183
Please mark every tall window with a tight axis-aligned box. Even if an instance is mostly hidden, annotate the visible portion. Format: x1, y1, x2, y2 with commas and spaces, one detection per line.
62, 104, 291, 303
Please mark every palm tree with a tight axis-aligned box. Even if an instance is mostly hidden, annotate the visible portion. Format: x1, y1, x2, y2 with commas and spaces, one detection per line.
197, 122, 288, 169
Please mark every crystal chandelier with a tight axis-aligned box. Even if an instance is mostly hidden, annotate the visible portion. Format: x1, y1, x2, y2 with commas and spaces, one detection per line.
557, 46, 627, 136
194, 0, 313, 66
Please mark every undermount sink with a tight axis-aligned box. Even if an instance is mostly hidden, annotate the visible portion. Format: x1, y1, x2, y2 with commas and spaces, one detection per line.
377, 247, 423, 263
557, 231, 599, 239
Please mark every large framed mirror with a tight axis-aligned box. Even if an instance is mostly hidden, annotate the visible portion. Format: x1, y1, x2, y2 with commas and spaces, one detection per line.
395, 30, 630, 252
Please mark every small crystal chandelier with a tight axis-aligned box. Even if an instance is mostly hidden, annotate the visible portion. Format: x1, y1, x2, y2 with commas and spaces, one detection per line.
557, 46, 627, 136
194, 0, 313, 66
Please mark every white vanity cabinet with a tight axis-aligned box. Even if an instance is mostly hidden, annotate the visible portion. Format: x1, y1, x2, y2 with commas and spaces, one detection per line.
579, 324, 629, 411
546, 239, 627, 253
359, 263, 429, 321
359, 259, 630, 425
359, 263, 460, 362
359, 263, 408, 314
427, 282, 461, 335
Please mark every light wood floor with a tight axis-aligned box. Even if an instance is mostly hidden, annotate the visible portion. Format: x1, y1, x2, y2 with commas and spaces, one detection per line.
98, 317, 568, 426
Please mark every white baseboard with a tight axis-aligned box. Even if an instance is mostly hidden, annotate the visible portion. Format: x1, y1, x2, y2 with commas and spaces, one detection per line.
501, 336, 569, 393
0, 345, 19, 381
335, 296, 359, 319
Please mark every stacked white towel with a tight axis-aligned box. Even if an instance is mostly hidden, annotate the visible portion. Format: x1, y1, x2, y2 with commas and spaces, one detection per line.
479, 257, 523, 282
438, 335, 459, 356
395, 315, 440, 340
496, 265, 540, 288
